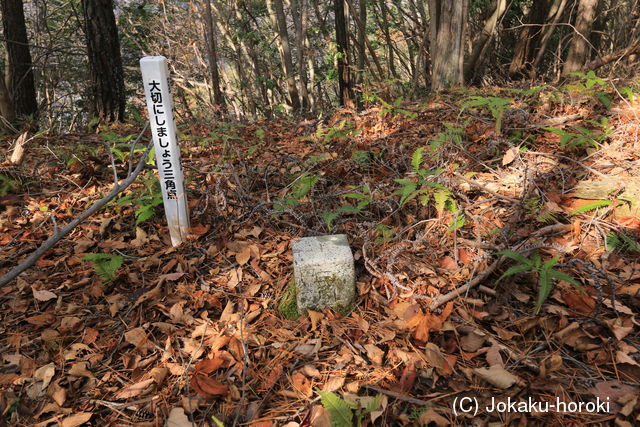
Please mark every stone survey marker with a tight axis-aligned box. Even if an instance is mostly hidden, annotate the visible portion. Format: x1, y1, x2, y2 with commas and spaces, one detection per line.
140, 56, 190, 246
292, 234, 356, 315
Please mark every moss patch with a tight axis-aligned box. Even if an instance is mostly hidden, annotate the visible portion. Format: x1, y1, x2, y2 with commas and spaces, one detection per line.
278, 279, 299, 320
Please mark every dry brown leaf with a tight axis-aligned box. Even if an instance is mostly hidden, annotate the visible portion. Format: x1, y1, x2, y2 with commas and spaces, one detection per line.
260, 363, 283, 390
474, 365, 521, 389
309, 404, 332, 427
460, 330, 486, 352
308, 310, 324, 331
236, 246, 251, 265
60, 412, 92, 427
423, 343, 454, 376
301, 365, 321, 378
364, 344, 384, 365
32, 288, 57, 302
485, 342, 503, 367
195, 358, 225, 374
398, 363, 417, 393
24, 313, 56, 327
292, 372, 312, 397
165, 407, 192, 427
115, 377, 155, 399
125, 327, 152, 351
419, 409, 450, 427
501, 147, 518, 165
322, 375, 345, 392
438, 255, 457, 270
190, 373, 228, 398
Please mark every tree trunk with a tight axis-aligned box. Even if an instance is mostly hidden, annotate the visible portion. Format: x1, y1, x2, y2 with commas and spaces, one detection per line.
464, 0, 508, 83
0, 62, 15, 129
508, 0, 552, 77
290, 0, 311, 112
378, 0, 397, 78
1, 0, 37, 120
563, 0, 599, 74
356, 0, 366, 109
267, 0, 301, 112
428, 0, 467, 90
82, 0, 125, 123
335, 0, 354, 107
529, 0, 569, 77
203, 0, 226, 115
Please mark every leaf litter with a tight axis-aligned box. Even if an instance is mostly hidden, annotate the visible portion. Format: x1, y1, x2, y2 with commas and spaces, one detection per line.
1, 86, 640, 425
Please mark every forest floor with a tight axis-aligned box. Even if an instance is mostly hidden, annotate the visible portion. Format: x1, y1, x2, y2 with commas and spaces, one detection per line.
1, 79, 640, 426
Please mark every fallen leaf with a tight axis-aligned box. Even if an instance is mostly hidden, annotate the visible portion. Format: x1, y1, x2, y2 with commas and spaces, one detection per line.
165, 407, 191, 427
501, 147, 518, 165
460, 330, 486, 352
34, 363, 56, 389
32, 288, 57, 302
438, 255, 457, 270
398, 363, 417, 392
116, 378, 155, 399
292, 372, 312, 397
301, 365, 321, 378
423, 343, 454, 376
419, 409, 449, 427
60, 412, 92, 427
474, 365, 521, 389
236, 246, 251, 265
322, 375, 345, 392
191, 374, 228, 398
364, 344, 384, 365
195, 358, 225, 374
24, 313, 56, 327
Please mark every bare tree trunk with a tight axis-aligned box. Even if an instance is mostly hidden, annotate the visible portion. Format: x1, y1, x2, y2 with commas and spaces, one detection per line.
290, 0, 311, 112
82, 0, 125, 123
1, 0, 37, 121
508, 0, 552, 77
378, 0, 397, 78
203, 0, 226, 115
356, 0, 366, 109
0, 62, 15, 129
267, 0, 301, 112
428, 0, 467, 90
563, 0, 599, 74
335, 0, 354, 107
530, 0, 569, 77
464, 0, 508, 83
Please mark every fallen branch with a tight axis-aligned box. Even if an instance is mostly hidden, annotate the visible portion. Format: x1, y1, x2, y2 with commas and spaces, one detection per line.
428, 224, 571, 310
0, 124, 151, 288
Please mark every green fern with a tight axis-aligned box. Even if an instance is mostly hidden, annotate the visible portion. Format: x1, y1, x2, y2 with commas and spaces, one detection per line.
606, 232, 640, 254
496, 250, 584, 315
82, 253, 124, 283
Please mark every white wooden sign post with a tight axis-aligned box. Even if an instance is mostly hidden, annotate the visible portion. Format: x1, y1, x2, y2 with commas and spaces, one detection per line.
140, 56, 190, 246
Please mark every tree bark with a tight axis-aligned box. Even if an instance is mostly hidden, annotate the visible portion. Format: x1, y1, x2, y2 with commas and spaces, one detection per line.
82, 0, 125, 123
290, 0, 311, 112
529, 0, 569, 76
508, 0, 552, 77
378, 0, 397, 79
267, 0, 301, 112
464, 0, 508, 83
203, 0, 226, 115
428, 0, 467, 90
335, 0, 354, 107
356, 0, 366, 109
1, 0, 37, 120
563, 0, 599, 74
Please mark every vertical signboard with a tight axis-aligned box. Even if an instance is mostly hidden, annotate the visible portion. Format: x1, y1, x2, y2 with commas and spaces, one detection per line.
140, 56, 190, 246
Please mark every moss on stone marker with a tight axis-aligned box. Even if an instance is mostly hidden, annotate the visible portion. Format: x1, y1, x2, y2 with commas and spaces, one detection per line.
278, 279, 299, 320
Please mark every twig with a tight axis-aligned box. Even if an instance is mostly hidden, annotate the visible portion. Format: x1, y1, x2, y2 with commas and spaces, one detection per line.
0, 127, 153, 288
453, 172, 520, 203
427, 224, 571, 310
524, 151, 609, 178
